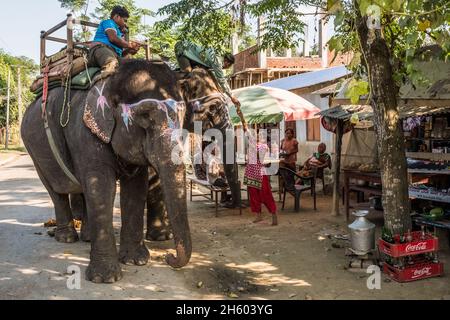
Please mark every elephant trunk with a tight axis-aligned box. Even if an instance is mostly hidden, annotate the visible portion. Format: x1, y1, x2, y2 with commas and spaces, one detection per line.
164, 166, 192, 268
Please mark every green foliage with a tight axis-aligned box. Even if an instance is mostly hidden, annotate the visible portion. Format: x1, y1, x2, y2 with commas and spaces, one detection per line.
58, 0, 88, 12
144, 26, 181, 63
93, 0, 154, 38
156, 0, 239, 54
329, 0, 450, 90
345, 78, 369, 104
58, 0, 154, 41
0, 51, 38, 128
247, 0, 309, 50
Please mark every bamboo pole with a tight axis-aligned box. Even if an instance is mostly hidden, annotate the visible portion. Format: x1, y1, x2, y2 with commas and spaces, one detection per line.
40, 31, 46, 68
17, 67, 23, 147
66, 14, 74, 64
5, 68, 11, 150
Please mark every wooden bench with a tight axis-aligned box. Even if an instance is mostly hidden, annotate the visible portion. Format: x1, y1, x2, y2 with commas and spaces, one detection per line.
187, 175, 242, 217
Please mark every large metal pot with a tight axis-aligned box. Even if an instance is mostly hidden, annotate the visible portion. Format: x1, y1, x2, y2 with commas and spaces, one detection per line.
348, 210, 375, 254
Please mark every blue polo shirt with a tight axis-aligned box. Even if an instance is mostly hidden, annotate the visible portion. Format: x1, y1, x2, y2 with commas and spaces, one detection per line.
93, 19, 123, 56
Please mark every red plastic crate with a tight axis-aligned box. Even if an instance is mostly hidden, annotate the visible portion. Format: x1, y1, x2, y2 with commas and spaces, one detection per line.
383, 261, 444, 282
378, 231, 439, 257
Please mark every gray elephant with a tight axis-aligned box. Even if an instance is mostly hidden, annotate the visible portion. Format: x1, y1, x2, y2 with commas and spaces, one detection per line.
22, 60, 190, 283
69, 168, 172, 242
179, 67, 242, 207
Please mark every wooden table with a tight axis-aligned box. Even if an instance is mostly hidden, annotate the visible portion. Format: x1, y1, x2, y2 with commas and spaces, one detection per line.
343, 169, 382, 221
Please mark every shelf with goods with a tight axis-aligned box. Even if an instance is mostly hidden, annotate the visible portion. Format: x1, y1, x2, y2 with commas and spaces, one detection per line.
403, 114, 450, 253
408, 187, 450, 204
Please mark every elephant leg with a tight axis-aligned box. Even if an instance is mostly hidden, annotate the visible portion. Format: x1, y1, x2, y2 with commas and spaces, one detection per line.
69, 194, 84, 220
79, 194, 90, 242
35, 164, 78, 243
222, 131, 242, 207
118, 166, 150, 266
83, 169, 122, 283
146, 166, 172, 241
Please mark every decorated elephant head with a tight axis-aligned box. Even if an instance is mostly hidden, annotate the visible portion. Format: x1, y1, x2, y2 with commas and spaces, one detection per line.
178, 67, 232, 133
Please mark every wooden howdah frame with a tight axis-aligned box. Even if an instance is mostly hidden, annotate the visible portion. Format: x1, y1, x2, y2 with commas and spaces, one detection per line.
40, 14, 152, 68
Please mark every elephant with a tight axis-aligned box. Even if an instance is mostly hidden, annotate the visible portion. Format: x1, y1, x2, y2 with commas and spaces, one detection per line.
179, 67, 242, 208
21, 59, 190, 283
68, 168, 173, 242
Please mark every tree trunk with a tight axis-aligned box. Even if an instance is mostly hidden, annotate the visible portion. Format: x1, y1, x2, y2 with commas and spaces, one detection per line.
355, 12, 411, 235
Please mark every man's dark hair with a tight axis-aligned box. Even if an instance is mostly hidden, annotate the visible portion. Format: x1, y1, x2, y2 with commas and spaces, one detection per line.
285, 128, 294, 134
111, 5, 130, 19
223, 52, 235, 64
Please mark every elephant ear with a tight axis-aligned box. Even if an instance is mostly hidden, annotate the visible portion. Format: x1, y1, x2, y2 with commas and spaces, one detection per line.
83, 79, 115, 144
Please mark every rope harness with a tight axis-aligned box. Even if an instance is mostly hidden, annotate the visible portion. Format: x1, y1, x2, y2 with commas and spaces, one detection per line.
41, 62, 81, 189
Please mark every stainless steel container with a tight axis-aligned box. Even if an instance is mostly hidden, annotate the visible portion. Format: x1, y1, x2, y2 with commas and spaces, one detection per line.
348, 210, 376, 254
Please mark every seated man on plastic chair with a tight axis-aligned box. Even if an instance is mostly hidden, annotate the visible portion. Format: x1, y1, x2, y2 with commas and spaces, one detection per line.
299, 143, 331, 193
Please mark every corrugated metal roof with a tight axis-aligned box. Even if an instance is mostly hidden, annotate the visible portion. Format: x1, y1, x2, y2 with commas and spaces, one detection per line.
317, 103, 450, 121
316, 105, 373, 120
398, 103, 450, 118
311, 82, 340, 95
260, 65, 351, 91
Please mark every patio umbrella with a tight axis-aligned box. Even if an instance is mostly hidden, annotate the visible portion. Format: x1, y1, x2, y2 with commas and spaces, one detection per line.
228, 86, 321, 125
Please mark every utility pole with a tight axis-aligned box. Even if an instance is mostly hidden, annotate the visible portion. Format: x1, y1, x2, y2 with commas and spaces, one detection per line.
5, 67, 11, 150
17, 67, 23, 147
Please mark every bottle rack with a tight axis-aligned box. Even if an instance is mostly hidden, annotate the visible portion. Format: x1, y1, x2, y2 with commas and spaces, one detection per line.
378, 231, 444, 282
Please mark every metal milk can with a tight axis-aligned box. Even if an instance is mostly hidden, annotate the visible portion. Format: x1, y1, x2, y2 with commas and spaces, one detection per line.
348, 210, 376, 254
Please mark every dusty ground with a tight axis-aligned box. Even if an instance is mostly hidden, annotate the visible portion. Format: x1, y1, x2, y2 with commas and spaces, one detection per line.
1, 155, 449, 300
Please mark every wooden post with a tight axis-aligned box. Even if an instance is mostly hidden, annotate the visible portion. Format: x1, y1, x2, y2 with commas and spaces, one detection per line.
17, 67, 23, 147
331, 119, 343, 216
146, 40, 151, 60
66, 14, 74, 65
5, 68, 11, 150
40, 31, 46, 68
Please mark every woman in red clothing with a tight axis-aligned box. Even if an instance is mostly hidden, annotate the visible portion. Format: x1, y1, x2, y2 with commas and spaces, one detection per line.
244, 131, 278, 226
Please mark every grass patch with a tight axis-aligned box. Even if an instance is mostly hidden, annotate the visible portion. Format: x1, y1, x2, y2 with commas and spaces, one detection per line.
0, 144, 27, 153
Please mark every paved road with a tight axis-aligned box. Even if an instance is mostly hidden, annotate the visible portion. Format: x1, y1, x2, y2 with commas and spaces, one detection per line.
0, 155, 205, 300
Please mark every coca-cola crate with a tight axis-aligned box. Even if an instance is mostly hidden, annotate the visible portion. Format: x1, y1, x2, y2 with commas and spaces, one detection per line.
378, 231, 439, 258
383, 261, 444, 282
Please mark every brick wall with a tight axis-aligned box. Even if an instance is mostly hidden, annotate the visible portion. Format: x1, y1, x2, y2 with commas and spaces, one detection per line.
233, 46, 351, 72
233, 45, 259, 73
267, 56, 322, 69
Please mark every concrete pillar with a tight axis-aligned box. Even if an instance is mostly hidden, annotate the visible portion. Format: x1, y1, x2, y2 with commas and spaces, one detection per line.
257, 16, 267, 68
303, 24, 310, 57
318, 12, 328, 68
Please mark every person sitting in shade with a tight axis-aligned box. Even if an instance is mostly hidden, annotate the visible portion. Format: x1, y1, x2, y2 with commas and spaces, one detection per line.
304, 143, 332, 170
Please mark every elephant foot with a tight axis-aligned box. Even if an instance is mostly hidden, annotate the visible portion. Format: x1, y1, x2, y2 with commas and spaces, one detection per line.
86, 260, 123, 283
55, 225, 79, 243
119, 243, 150, 266
80, 223, 90, 242
145, 228, 173, 242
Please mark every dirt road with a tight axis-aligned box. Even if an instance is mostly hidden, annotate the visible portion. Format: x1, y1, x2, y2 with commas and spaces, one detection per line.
1, 155, 449, 300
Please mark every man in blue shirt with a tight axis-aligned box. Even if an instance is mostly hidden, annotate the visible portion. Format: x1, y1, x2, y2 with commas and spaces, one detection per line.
89, 6, 139, 75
